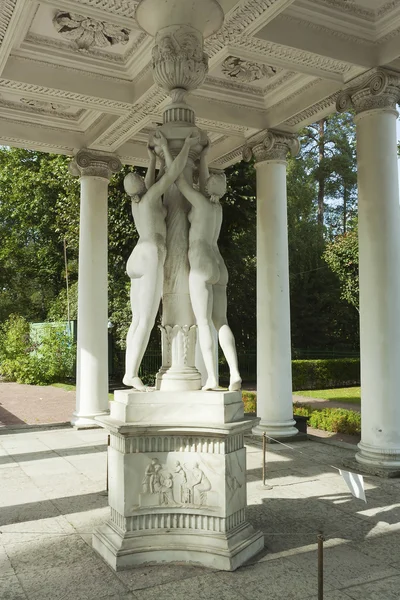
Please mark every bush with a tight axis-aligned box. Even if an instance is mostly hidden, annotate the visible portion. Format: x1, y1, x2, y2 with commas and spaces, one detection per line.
0, 315, 75, 385
292, 358, 360, 390
308, 408, 360, 435
247, 396, 360, 435
242, 391, 256, 413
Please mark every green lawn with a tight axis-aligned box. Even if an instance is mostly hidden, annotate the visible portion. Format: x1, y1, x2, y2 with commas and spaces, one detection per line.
52, 382, 114, 400
293, 387, 360, 404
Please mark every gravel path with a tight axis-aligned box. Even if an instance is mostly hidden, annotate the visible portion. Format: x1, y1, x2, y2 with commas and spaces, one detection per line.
293, 394, 360, 412
0, 381, 75, 427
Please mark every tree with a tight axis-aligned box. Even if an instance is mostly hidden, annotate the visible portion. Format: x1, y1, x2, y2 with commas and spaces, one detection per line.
324, 228, 359, 312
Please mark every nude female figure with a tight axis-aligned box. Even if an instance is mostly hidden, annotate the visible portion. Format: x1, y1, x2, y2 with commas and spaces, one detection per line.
162, 140, 241, 391
123, 131, 199, 391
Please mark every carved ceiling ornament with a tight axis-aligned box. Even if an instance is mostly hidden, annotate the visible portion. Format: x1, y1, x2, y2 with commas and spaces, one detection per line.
53, 11, 130, 50
20, 98, 69, 112
336, 68, 400, 115
243, 129, 300, 163
221, 56, 277, 83
152, 25, 208, 92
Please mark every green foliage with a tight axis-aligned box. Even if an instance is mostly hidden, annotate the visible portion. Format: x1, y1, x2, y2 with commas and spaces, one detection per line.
307, 407, 360, 435
292, 404, 313, 418
242, 390, 256, 413
292, 358, 360, 390
324, 229, 359, 311
0, 314, 75, 385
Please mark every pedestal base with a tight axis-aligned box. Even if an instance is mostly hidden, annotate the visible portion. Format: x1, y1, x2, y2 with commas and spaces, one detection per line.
93, 521, 264, 571
93, 390, 263, 571
71, 411, 108, 429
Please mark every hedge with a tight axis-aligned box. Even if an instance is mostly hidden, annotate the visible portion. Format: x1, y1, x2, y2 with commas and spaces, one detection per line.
292, 358, 360, 391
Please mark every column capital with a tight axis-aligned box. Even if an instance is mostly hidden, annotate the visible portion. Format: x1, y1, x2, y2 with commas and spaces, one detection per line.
70, 149, 122, 180
242, 129, 300, 164
337, 67, 400, 115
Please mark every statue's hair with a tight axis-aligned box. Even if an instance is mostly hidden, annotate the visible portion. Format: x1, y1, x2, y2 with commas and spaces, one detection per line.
205, 172, 227, 203
124, 171, 146, 202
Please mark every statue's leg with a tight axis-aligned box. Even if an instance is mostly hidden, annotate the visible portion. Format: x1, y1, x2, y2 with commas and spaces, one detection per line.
123, 255, 163, 390
189, 273, 217, 390
124, 278, 141, 384
212, 284, 242, 391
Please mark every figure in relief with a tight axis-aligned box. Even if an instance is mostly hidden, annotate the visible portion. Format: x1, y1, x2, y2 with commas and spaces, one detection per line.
123, 132, 199, 391
162, 139, 242, 391
191, 462, 211, 506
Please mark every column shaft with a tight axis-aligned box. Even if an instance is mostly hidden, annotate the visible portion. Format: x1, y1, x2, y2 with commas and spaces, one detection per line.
72, 176, 109, 426
70, 149, 121, 428
356, 108, 400, 467
253, 159, 297, 437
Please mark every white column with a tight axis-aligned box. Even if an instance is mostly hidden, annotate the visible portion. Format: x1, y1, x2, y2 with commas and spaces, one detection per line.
70, 150, 121, 428
244, 131, 299, 438
338, 69, 400, 470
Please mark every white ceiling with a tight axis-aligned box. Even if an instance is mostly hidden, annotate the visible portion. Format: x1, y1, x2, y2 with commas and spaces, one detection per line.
0, 0, 399, 168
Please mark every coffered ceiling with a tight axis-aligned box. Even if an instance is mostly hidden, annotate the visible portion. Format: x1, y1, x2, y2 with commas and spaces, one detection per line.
0, 0, 399, 168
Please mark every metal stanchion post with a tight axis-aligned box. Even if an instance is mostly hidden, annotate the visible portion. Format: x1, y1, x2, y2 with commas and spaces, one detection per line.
317, 532, 324, 600
106, 434, 110, 492
262, 432, 266, 486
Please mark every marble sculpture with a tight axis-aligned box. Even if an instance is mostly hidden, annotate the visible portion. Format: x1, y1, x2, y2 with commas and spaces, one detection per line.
123, 127, 241, 393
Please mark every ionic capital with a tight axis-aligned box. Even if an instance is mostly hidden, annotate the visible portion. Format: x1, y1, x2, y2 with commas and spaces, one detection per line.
70, 149, 122, 180
337, 68, 400, 115
242, 130, 300, 164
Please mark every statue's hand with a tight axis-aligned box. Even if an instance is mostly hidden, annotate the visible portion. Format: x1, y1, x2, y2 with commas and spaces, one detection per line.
147, 142, 156, 159
201, 137, 211, 155
184, 132, 200, 148
156, 130, 169, 150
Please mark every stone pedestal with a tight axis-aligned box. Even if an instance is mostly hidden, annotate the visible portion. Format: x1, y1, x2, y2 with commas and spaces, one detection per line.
93, 390, 264, 571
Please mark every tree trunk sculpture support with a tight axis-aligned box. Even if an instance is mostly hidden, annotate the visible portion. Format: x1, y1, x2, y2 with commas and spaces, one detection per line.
244, 131, 299, 439
70, 150, 121, 428
337, 68, 400, 471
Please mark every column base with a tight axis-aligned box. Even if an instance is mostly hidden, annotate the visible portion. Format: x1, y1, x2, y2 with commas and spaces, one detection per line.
156, 368, 202, 391
252, 420, 299, 440
71, 411, 109, 429
93, 521, 264, 572
355, 441, 400, 475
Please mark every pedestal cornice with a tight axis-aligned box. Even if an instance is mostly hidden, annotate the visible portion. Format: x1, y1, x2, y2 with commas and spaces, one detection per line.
70, 149, 122, 179
337, 68, 400, 115
243, 129, 300, 164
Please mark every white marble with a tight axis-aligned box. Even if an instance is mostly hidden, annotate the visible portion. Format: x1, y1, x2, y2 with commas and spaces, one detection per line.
111, 389, 244, 425
70, 150, 121, 428
93, 416, 263, 571
245, 132, 298, 439
123, 133, 199, 392
337, 70, 400, 470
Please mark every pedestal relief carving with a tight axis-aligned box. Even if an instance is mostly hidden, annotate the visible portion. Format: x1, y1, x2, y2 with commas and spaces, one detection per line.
53, 11, 130, 50
243, 129, 300, 163
337, 68, 400, 114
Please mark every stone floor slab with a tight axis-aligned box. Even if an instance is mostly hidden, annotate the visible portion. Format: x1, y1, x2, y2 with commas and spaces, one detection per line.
0, 574, 28, 599
134, 573, 247, 600
342, 574, 400, 599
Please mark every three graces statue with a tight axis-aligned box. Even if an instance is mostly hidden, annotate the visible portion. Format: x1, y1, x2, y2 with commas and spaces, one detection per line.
122, 130, 241, 393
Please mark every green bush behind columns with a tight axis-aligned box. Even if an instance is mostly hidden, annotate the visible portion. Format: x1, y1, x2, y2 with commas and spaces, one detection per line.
292, 358, 360, 390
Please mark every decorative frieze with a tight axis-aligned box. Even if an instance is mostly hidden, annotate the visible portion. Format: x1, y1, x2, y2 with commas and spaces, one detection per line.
110, 432, 244, 454
70, 148, 121, 178
337, 68, 400, 114
243, 129, 300, 163
53, 11, 130, 50
110, 508, 246, 533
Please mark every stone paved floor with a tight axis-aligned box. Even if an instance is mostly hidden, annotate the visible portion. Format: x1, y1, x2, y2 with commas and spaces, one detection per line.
1, 426, 399, 600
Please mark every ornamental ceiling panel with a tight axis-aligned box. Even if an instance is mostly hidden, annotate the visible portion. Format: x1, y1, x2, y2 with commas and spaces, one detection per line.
0, 0, 398, 167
